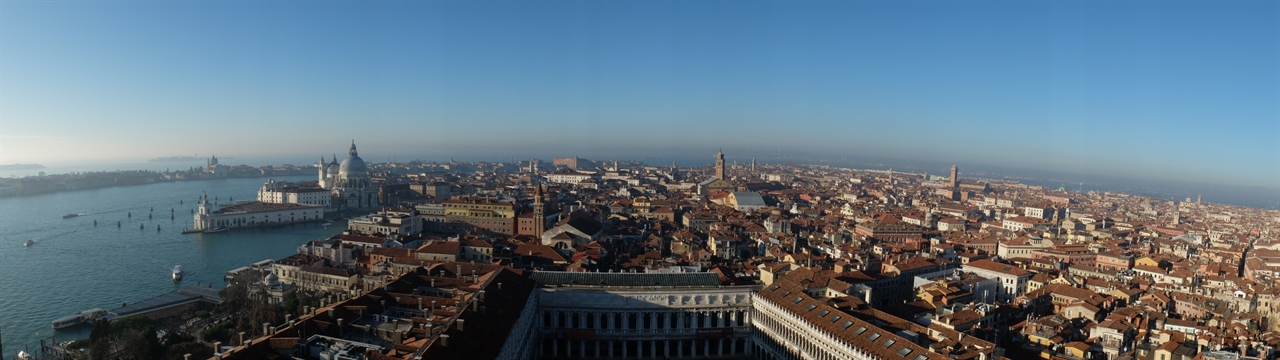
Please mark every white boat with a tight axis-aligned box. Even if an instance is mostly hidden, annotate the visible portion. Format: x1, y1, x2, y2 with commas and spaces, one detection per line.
51, 309, 107, 329
172, 265, 184, 281
203, 227, 228, 234
51, 313, 84, 329
320, 221, 333, 227
82, 308, 109, 321
17, 350, 34, 360
24, 239, 34, 247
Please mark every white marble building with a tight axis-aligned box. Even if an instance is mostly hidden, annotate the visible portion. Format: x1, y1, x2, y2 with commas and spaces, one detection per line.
192, 194, 324, 231
506, 272, 758, 360
257, 179, 333, 211
316, 141, 378, 209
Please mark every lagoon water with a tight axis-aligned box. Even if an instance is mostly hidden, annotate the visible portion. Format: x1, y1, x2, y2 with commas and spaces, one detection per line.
0, 175, 342, 355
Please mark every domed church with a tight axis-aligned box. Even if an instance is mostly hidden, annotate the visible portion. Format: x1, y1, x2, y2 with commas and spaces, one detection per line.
316, 141, 378, 209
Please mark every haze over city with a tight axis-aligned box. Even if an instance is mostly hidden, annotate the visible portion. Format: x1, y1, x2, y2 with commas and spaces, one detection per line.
2, 2, 1277, 189
10, 2, 1280, 360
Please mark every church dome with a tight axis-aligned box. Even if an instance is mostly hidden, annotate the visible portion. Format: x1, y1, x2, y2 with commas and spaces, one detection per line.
327, 159, 340, 175
263, 273, 280, 286
338, 141, 368, 175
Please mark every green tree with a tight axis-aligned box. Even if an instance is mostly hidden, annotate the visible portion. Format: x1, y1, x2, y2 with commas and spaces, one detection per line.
162, 341, 211, 360
117, 326, 160, 360
89, 319, 112, 342
110, 315, 154, 337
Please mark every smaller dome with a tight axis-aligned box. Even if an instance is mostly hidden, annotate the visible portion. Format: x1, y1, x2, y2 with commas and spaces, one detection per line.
264, 273, 280, 286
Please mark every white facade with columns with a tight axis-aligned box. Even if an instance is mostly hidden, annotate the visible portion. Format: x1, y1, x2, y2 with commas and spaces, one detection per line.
532, 286, 758, 359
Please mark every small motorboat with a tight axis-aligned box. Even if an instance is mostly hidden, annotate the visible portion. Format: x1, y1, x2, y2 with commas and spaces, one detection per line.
63, 213, 81, 219
17, 350, 34, 360
24, 239, 34, 247
173, 265, 184, 281
203, 228, 228, 234
321, 221, 333, 227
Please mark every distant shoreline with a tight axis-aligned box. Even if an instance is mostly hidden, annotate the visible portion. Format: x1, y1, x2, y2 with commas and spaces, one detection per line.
148, 156, 233, 162
0, 163, 45, 171
148, 156, 202, 162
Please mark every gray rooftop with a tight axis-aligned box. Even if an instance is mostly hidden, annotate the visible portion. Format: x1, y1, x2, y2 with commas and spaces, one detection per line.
530, 271, 722, 287
731, 192, 767, 206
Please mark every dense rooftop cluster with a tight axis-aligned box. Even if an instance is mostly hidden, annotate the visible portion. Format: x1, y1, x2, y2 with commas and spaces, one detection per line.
213, 156, 1280, 360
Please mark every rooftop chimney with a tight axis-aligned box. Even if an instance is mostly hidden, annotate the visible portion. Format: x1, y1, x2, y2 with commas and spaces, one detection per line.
440, 334, 450, 347
456, 319, 465, 332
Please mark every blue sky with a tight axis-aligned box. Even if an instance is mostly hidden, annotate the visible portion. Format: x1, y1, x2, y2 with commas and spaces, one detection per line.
1, 1, 1277, 188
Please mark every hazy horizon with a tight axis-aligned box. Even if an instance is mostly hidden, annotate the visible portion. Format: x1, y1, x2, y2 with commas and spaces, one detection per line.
2, 2, 1277, 190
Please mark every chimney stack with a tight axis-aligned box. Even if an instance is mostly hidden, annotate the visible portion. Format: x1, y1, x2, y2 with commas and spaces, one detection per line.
456, 319, 465, 332
263, 323, 270, 336
440, 334, 450, 347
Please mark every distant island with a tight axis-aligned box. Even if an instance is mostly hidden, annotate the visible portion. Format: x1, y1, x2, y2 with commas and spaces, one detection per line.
149, 156, 231, 162
0, 163, 45, 171
148, 156, 202, 162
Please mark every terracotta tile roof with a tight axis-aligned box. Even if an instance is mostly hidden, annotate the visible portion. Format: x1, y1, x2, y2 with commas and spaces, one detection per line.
964, 259, 1030, 276
757, 283, 948, 360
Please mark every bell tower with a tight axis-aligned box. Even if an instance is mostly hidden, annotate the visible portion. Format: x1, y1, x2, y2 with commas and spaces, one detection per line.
532, 184, 546, 237
715, 149, 726, 180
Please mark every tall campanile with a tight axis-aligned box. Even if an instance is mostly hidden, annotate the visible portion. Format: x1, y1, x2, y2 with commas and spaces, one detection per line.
950, 165, 959, 188
715, 149, 726, 180
533, 184, 546, 237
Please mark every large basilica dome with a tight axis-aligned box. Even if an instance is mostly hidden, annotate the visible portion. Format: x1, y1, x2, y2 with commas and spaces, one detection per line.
315, 140, 377, 209
339, 141, 368, 175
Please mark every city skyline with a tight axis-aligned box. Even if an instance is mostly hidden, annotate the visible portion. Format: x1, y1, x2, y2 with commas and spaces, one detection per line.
1, 2, 1277, 190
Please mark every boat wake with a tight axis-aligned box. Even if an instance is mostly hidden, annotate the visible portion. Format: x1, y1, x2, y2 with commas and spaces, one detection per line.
28, 228, 80, 244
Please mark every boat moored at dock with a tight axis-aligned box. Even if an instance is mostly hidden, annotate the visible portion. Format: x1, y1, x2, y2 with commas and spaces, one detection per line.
51, 309, 108, 329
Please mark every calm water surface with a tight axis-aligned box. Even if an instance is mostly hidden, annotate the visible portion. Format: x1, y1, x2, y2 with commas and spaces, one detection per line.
0, 176, 342, 355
